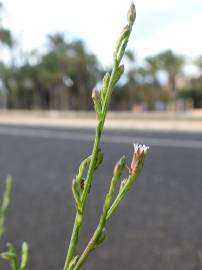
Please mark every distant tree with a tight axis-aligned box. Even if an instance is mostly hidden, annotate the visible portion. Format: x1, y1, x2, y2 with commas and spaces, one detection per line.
179, 79, 202, 108
112, 50, 170, 111
156, 50, 184, 108
0, 3, 13, 48
0, 2, 15, 108
195, 55, 202, 77
179, 57, 202, 108
67, 39, 100, 110
30, 33, 101, 110
0, 5, 200, 112
145, 56, 159, 85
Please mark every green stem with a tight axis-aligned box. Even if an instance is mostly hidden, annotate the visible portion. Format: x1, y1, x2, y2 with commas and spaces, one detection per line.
64, 122, 102, 270
72, 157, 126, 270
72, 217, 106, 270
106, 189, 126, 221
81, 121, 103, 204
107, 174, 137, 221
63, 4, 136, 268
64, 211, 83, 270
64, 60, 120, 270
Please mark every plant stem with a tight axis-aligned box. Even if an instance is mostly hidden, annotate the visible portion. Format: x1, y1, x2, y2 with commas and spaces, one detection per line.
72, 157, 126, 270
63, 4, 136, 269
64, 121, 103, 269
63, 65, 119, 270
107, 169, 142, 221
63, 211, 82, 270
72, 216, 106, 270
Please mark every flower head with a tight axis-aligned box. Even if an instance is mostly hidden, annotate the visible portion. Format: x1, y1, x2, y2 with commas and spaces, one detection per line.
130, 143, 149, 176
134, 143, 149, 155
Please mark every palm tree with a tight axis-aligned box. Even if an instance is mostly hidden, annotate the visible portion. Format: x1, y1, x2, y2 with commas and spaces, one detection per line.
38, 33, 100, 110
67, 39, 100, 110
156, 50, 184, 109
145, 56, 160, 85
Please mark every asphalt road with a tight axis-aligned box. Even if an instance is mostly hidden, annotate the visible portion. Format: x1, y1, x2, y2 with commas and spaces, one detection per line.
0, 125, 202, 270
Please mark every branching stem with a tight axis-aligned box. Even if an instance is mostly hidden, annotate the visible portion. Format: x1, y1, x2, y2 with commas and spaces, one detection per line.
63, 3, 136, 270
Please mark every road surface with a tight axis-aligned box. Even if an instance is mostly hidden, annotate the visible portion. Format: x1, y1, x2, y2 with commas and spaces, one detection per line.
0, 125, 202, 270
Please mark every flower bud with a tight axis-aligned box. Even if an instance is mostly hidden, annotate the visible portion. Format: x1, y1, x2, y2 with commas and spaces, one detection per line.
95, 148, 104, 169
92, 87, 99, 100
20, 242, 29, 269
103, 73, 110, 89
113, 156, 126, 176
130, 143, 149, 176
113, 65, 124, 86
119, 178, 128, 191
72, 179, 82, 210
92, 87, 102, 119
101, 72, 110, 101
127, 2, 136, 24
0, 251, 16, 260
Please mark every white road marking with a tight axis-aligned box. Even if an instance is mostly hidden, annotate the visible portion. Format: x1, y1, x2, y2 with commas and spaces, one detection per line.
0, 126, 201, 149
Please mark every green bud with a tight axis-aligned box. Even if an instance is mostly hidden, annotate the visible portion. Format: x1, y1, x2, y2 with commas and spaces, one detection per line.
119, 178, 128, 191
101, 73, 110, 101
95, 149, 104, 169
113, 156, 126, 176
103, 73, 110, 89
20, 242, 29, 270
72, 179, 81, 211
113, 65, 125, 86
0, 251, 16, 260
121, 25, 130, 39
127, 2, 136, 24
0, 243, 17, 269
77, 213, 83, 226
92, 87, 99, 100
72, 179, 80, 196
77, 155, 91, 182
95, 228, 106, 248
92, 88, 102, 119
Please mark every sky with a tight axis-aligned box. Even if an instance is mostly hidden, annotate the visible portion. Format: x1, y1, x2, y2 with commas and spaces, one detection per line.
2, 0, 202, 70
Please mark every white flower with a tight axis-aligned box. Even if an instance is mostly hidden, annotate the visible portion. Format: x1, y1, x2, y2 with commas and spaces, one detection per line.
134, 143, 149, 154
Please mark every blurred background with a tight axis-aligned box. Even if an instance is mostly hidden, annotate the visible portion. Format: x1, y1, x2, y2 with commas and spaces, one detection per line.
0, 0, 202, 111
0, 0, 202, 270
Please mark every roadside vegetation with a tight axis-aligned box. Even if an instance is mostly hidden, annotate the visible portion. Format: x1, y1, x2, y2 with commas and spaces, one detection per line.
0, 4, 150, 270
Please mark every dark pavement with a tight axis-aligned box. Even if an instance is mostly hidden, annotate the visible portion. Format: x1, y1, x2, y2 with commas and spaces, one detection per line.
0, 125, 202, 270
